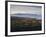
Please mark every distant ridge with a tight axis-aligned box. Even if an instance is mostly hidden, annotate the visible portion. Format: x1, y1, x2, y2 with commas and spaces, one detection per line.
11, 13, 41, 16
11, 13, 42, 20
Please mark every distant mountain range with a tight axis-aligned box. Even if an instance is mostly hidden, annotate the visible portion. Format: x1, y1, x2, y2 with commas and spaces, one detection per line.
11, 13, 42, 20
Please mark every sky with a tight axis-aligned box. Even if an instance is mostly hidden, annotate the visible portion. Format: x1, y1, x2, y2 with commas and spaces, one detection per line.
10, 5, 42, 19
10, 5, 42, 15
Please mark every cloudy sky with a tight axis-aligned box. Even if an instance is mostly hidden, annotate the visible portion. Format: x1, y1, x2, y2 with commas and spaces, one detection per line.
10, 5, 42, 15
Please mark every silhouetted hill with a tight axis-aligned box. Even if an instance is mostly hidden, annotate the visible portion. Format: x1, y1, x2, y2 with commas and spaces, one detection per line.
11, 14, 42, 20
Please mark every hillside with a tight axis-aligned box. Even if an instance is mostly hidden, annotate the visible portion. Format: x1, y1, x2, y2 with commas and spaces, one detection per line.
11, 16, 42, 32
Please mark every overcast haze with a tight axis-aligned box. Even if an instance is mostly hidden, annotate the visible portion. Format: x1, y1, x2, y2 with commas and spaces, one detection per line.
10, 5, 42, 19
10, 5, 42, 15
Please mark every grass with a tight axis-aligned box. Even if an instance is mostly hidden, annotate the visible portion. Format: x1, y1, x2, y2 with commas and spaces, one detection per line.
11, 17, 42, 32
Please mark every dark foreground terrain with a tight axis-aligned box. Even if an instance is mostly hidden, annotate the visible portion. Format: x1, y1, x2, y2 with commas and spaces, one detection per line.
11, 16, 42, 32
